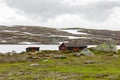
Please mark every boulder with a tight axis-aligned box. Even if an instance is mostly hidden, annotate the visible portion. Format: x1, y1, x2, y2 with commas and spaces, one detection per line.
72, 52, 81, 57
43, 60, 49, 62
84, 60, 94, 64
80, 48, 94, 56
96, 39, 118, 52
113, 54, 119, 58
52, 55, 67, 59
30, 63, 39, 67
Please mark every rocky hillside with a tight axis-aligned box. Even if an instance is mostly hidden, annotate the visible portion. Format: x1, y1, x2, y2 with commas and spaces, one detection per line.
78, 28, 120, 44
0, 25, 120, 45
0, 25, 72, 44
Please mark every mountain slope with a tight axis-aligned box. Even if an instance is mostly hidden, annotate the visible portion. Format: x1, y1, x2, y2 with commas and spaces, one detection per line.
0, 25, 120, 45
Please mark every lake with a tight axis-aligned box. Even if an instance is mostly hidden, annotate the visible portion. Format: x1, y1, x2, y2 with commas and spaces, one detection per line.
0, 45, 59, 53
0, 45, 119, 53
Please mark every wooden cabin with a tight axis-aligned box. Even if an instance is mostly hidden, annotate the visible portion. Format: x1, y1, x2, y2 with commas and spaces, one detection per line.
59, 43, 87, 51
26, 47, 40, 52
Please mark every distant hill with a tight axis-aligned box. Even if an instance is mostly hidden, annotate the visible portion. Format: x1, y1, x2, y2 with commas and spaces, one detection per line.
0, 25, 120, 45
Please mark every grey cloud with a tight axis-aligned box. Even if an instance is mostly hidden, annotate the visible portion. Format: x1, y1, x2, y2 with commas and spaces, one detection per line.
6, 0, 120, 22
6, 0, 66, 19
80, 1, 120, 21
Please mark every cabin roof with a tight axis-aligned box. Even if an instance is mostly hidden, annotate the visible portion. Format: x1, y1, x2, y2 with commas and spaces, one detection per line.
60, 43, 87, 47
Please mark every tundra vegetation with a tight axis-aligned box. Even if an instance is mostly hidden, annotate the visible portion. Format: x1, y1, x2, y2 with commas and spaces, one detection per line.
0, 49, 120, 80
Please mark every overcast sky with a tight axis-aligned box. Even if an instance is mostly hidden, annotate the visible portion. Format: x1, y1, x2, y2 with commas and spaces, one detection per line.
1, 0, 120, 30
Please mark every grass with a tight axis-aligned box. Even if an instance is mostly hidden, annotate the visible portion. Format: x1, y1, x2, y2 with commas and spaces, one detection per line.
0, 50, 120, 80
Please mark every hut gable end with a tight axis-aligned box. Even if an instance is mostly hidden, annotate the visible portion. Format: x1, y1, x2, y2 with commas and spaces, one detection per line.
59, 43, 67, 50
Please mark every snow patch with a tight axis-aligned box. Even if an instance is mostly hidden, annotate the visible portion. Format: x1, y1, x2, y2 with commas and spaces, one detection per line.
62, 29, 88, 35
68, 36, 87, 39
58, 41, 69, 44
1, 40, 7, 43
21, 28, 26, 30
22, 32, 34, 35
18, 42, 33, 45
18, 42, 42, 45
49, 35, 87, 39
22, 32, 41, 36
2, 30, 19, 32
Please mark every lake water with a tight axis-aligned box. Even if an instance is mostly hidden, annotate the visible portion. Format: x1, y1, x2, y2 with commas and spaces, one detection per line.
0, 45, 59, 53
0, 45, 119, 53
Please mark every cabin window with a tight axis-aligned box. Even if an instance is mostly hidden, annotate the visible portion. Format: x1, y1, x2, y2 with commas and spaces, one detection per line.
73, 47, 79, 51
26, 47, 39, 52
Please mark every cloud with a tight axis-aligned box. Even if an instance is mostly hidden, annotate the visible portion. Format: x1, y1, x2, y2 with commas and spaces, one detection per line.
6, 0, 65, 21
80, 1, 120, 22
6, 0, 120, 22
1, 0, 120, 30
0, 0, 42, 26
0, 1, 26, 24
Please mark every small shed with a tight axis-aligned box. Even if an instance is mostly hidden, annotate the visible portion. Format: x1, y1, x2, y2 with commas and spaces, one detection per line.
59, 43, 87, 51
26, 47, 40, 52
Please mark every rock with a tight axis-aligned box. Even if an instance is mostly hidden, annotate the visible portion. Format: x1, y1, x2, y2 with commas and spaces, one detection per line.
17, 72, 24, 75
96, 39, 118, 52
95, 74, 109, 78
11, 51, 17, 54
113, 54, 119, 58
72, 52, 81, 57
43, 60, 49, 62
80, 48, 94, 56
8, 77, 13, 80
29, 52, 36, 55
25, 54, 40, 59
30, 63, 39, 67
52, 55, 67, 59
31, 56, 40, 59
84, 60, 94, 64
